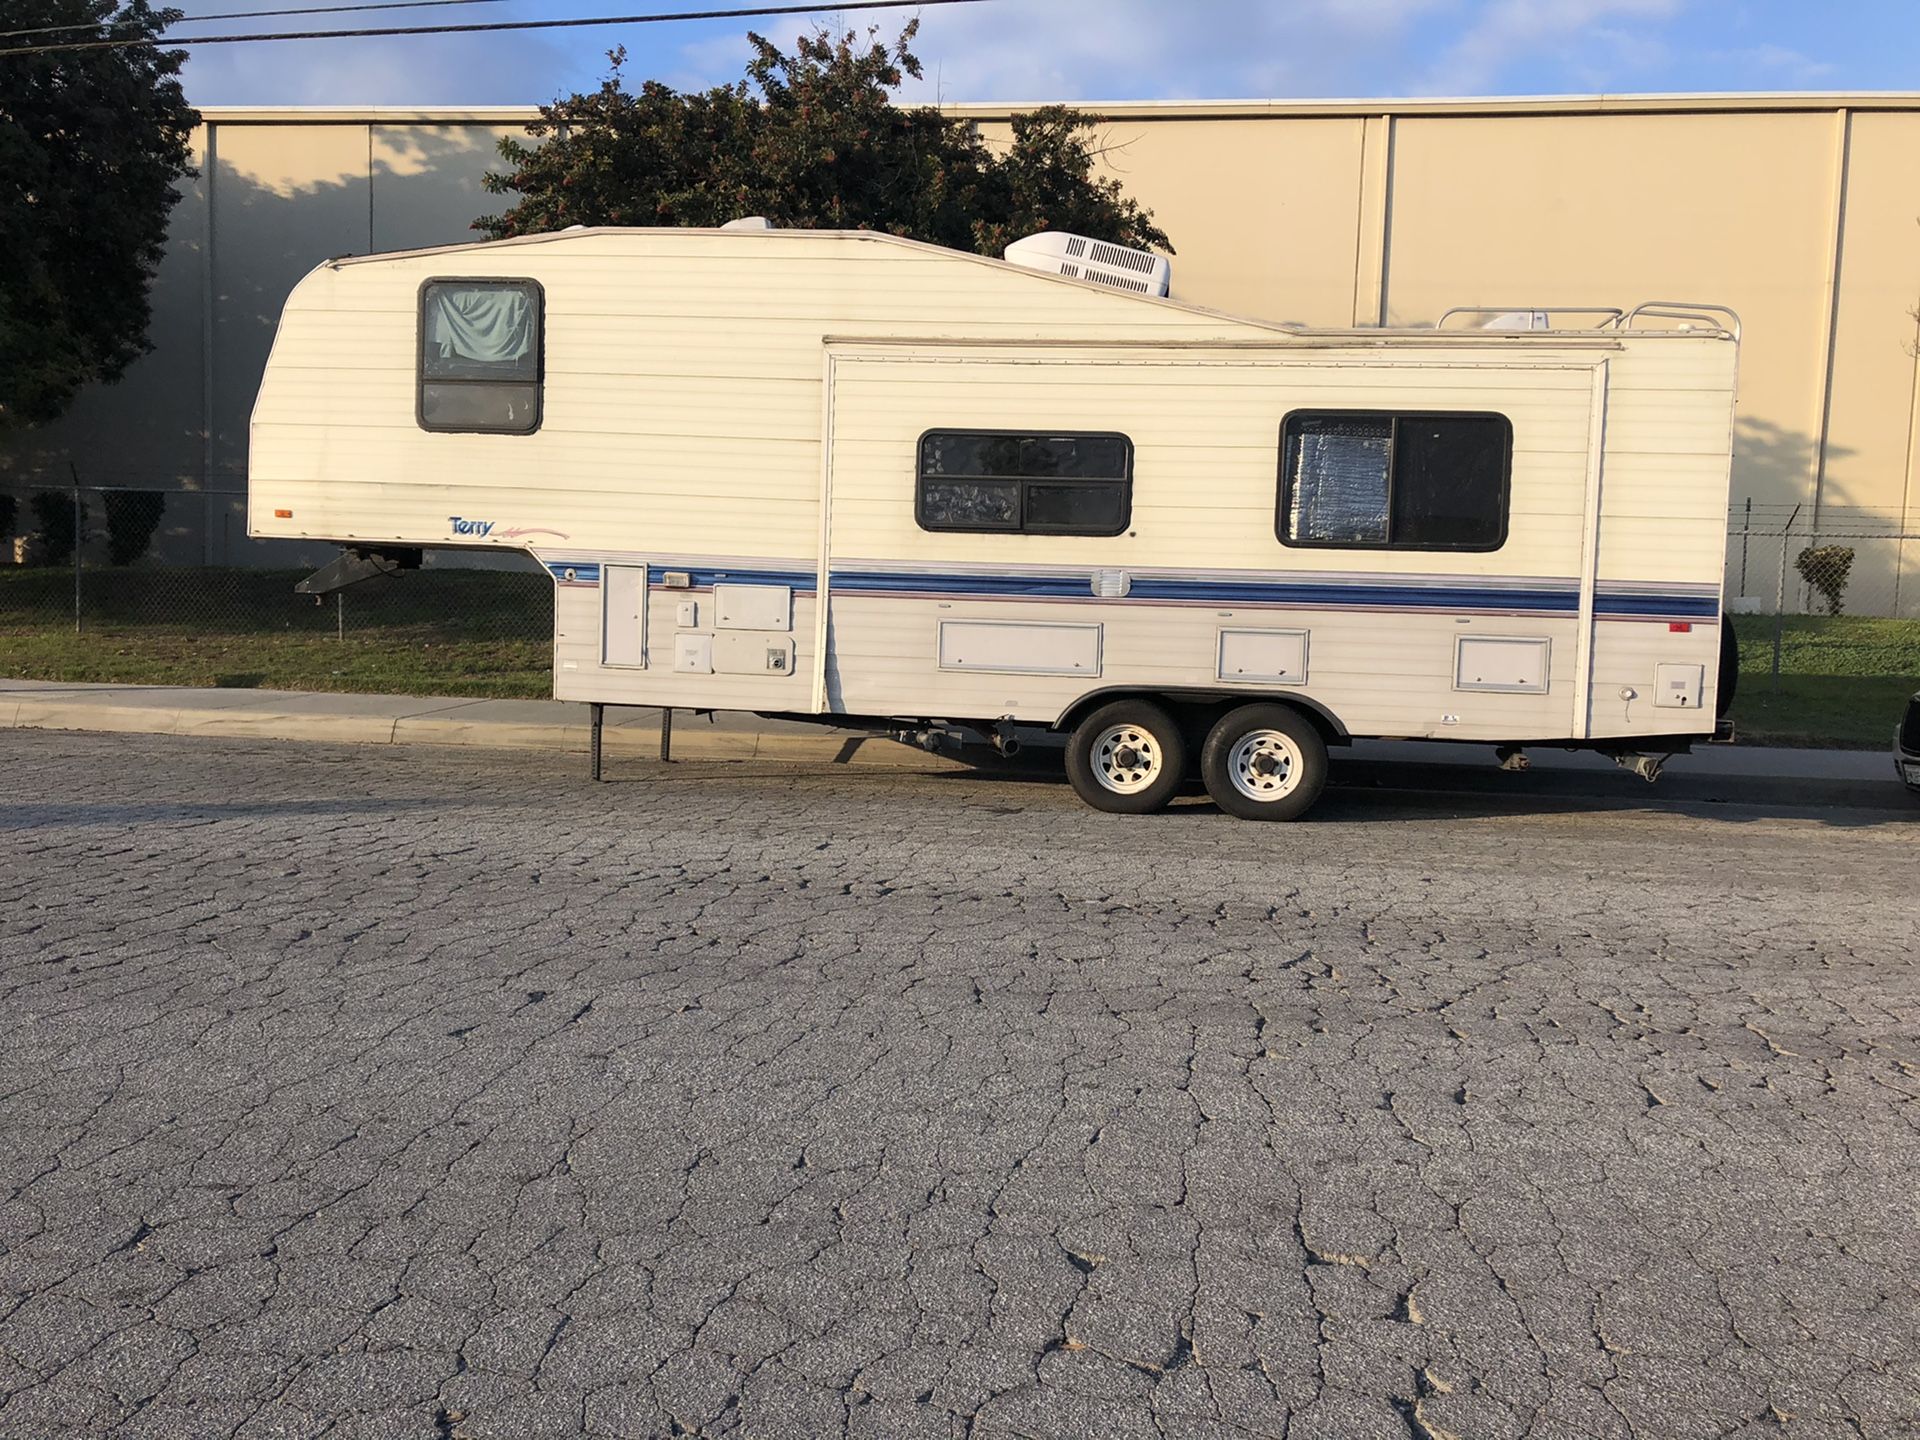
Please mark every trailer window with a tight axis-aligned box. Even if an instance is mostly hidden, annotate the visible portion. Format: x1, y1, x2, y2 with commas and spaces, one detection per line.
418, 279, 542, 434
916, 431, 1132, 535
1279, 412, 1509, 551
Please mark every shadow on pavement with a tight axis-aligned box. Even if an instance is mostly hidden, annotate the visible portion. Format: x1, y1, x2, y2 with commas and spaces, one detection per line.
897, 750, 1920, 827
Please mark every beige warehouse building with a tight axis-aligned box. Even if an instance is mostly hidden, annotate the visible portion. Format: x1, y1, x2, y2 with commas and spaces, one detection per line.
6, 92, 1919, 610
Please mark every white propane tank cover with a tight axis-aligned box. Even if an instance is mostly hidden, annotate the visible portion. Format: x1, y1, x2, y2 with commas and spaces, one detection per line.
1003, 231, 1171, 297
721, 216, 774, 230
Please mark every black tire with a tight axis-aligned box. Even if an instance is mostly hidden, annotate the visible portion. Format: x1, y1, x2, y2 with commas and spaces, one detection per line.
1064, 700, 1188, 815
1716, 611, 1739, 718
1200, 703, 1329, 822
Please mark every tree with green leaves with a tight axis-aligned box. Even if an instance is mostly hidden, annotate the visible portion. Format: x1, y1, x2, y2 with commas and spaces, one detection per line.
0, 2, 198, 431
1795, 544, 1856, 616
478, 22, 1171, 257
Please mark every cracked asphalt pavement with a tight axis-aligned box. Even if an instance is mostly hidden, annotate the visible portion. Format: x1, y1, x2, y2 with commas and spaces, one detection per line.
2, 730, 1918, 1440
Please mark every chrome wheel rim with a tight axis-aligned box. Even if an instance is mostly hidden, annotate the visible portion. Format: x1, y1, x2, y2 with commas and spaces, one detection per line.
1228, 729, 1303, 802
1091, 724, 1164, 795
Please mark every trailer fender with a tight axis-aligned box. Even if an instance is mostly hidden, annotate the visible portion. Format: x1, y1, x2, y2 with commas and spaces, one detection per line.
1053, 687, 1350, 748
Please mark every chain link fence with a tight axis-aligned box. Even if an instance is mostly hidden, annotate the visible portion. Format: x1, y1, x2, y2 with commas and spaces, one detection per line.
1725, 502, 1920, 620
0, 485, 552, 697
3, 484, 1917, 747
1721, 503, 1920, 748
1724, 507, 1920, 685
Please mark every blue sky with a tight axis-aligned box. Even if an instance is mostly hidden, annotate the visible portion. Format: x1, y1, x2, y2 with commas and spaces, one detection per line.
166, 0, 1920, 107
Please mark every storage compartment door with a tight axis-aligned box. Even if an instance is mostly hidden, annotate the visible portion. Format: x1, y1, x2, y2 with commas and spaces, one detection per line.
601, 564, 647, 668
1456, 635, 1551, 693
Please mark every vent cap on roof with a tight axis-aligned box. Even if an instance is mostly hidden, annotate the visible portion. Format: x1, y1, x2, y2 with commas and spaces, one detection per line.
1003, 231, 1170, 297
1479, 310, 1551, 331
721, 216, 774, 231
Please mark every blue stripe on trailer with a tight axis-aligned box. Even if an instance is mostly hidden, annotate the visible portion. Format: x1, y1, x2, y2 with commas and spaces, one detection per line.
543, 560, 1719, 621
1594, 590, 1721, 619
649, 564, 816, 589
543, 562, 815, 589
830, 569, 1580, 614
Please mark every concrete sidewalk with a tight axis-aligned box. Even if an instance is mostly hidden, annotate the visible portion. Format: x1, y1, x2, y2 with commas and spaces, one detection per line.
0, 678, 956, 767
1, 677, 1907, 805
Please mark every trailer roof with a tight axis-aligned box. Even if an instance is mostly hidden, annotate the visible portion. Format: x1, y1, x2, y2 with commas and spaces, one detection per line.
323, 225, 1735, 342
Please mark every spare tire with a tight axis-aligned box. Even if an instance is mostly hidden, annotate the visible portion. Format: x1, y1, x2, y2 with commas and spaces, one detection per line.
1717, 611, 1739, 718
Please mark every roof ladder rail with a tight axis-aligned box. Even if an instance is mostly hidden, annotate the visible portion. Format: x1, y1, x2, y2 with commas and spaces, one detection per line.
1620, 301, 1742, 341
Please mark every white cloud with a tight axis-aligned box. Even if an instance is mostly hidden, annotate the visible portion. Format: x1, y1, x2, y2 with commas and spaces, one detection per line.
648, 0, 1460, 107
889, 0, 1453, 103
1417, 0, 1682, 94
661, 18, 813, 94
172, 0, 606, 107
158, 0, 1757, 111
1710, 42, 1838, 83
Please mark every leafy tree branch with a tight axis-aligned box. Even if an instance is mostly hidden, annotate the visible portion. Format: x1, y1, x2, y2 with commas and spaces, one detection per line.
0, 1, 198, 431
477, 22, 1170, 257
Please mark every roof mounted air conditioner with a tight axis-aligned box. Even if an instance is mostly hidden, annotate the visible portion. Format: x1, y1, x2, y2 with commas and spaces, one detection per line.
1004, 231, 1171, 297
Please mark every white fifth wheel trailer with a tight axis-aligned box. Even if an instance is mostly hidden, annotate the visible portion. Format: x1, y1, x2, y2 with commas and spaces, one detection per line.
249, 226, 1740, 820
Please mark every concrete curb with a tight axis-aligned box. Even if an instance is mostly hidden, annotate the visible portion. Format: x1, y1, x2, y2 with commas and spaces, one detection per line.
2, 692, 974, 770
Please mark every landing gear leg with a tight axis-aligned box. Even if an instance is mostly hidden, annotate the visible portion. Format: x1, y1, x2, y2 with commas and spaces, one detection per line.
590, 703, 604, 782
1612, 752, 1669, 783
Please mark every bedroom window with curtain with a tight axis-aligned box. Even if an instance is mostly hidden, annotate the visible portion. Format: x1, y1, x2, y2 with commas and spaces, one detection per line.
418, 279, 543, 434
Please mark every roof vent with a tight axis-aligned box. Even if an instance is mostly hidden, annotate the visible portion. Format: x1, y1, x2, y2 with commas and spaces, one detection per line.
1479, 310, 1550, 331
721, 216, 774, 231
1004, 231, 1170, 297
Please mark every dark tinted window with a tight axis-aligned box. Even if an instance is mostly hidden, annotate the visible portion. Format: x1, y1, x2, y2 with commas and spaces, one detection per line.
419, 279, 542, 434
919, 481, 1019, 529
1024, 482, 1129, 533
1280, 411, 1509, 550
917, 430, 1132, 535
